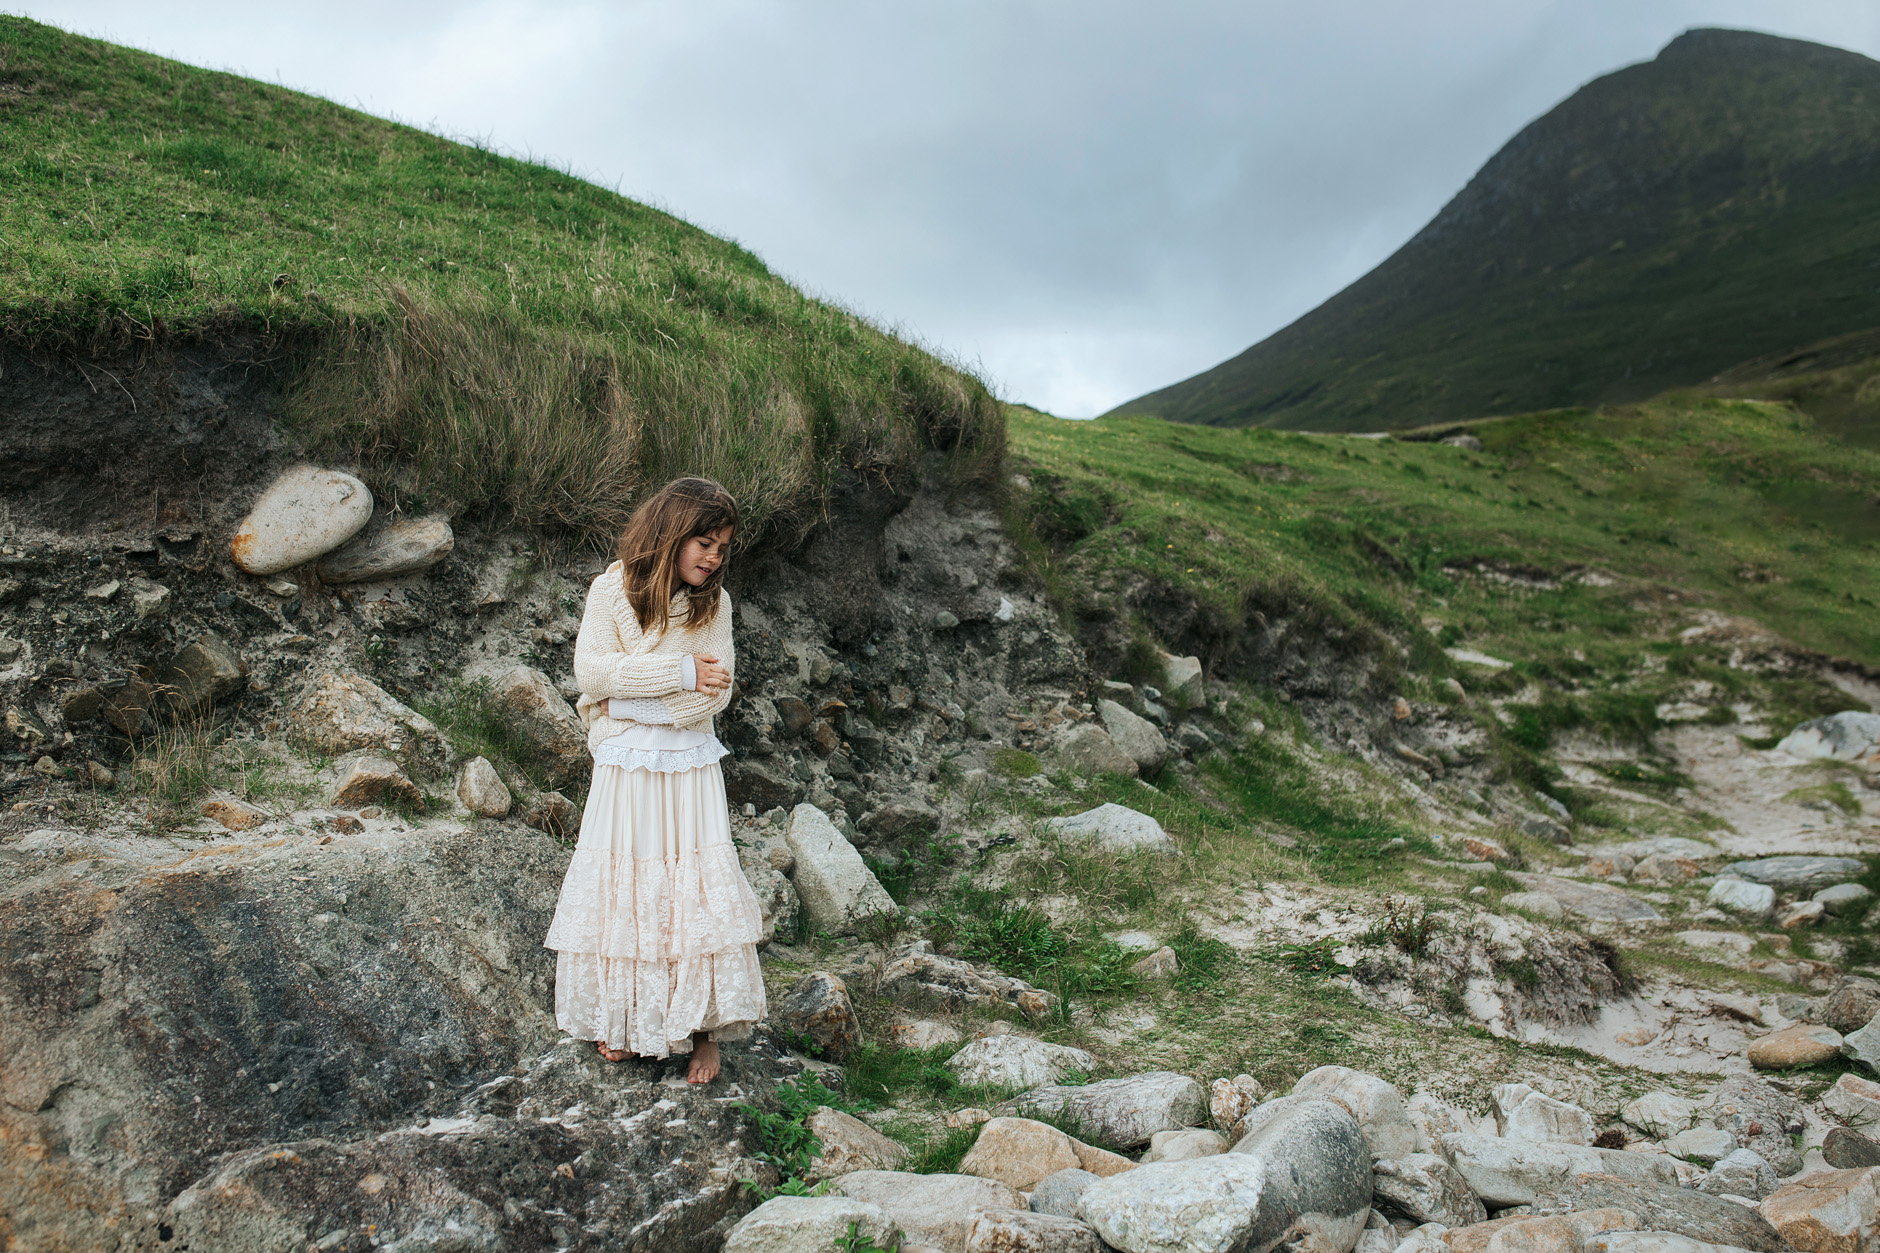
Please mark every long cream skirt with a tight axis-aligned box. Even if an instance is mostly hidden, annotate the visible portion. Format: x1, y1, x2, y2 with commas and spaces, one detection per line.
543, 759, 767, 1057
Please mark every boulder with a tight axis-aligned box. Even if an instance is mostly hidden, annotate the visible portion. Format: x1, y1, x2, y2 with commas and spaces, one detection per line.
1662, 1128, 1736, 1165
959, 1118, 1083, 1191
724, 757, 804, 810
521, 790, 579, 840
1078, 1155, 1284, 1253
889, 1018, 963, 1051
1847, 1013, 1880, 1074
1054, 723, 1140, 779
1097, 700, 1170, 774
1143, 1129, 1228, 1162
102, 675, 155, 736
1826, 1129, 1880, 1171
1748, 1024, 1843, 1069
1621, 1092, 1700, 1139
1776, 712, 1880, 762
1631, 855, 1700, 885
230, 465, 373, 575
1510, 873, 1660, 922
1824, 1073, 1880, 1127
1820, 980, 1880, 1034
287, 671, 448, 779
1533, 1173, 1788, 1252
488, 666, 589, 788
833, 1171, 1024, 1252
1160, 653, 1204, 705
966, 1208, 1105, 1253
1031, 1168, 1100, 1220
1760, 1167, 1880, 1253
1709, 1077, 1807, 1177
785, 804, 898, 936
947, 1036, 1094, 1091
1372, 1153, 1487, 1227
202, 798, 268, 832
1519, 814, 1572, 845
1695, 1148, 1779, 1202
1477, 1211, 1639, 1253
330, 756, 423, 810
807, 1107, 911, 1180
1407, 1092, 1496, 1148
1726, 856, 1868, 894
1072, 1140, 1137, 1178
1587, 1235, 1760, 1253
1495, 1086, 1593, 1146
1227, 1095, 1374, 1250
316, 514, 455, 583
1678, 931, 1755, 958
1295, 1065, 1423, 1159
723, 1195, 902, 1253
1708, 879, 1777, 920
456, 756, 512, 817
1780, 901, 1827, 930
1004, 1072, 1207, 1151
156, 634, 246, 718
1502, 891, 1566, 919
861, 794, 941, 842
775, 972, 861, 1060
880, 942, 1055, 1018
1441, 1135, 1679, 1208
1209, 1075, 1266, 1142
1395, 1222, 1452, 1253
1817, 884, 1875, 918
1044, 803, 1177, 854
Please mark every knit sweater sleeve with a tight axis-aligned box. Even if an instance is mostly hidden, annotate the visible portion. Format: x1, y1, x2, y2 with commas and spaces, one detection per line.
572, 575, 686, 700
655, 592, 736, 724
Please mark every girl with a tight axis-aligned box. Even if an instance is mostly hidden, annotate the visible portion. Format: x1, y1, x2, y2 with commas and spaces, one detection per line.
544, 477, 766, 1084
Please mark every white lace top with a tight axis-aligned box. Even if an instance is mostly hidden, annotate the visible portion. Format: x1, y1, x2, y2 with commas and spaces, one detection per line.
595, 694, 729, 774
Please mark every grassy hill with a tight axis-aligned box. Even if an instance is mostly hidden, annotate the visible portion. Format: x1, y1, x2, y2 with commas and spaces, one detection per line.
1110, 28, 1880, 433
0, 17, 999, 539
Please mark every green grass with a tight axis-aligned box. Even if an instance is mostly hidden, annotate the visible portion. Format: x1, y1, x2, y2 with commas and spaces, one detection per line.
0, 17, 1000, 542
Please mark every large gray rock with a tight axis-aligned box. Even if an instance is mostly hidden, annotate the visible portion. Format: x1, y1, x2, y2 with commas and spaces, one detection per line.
1044, 803, 1177, 854
834, 1171, 1023, 1251
960, 1117, 1084, 1192
967, 1208, 1105, 1253
775, 971, 861, 1060
1844, 1010, 1880, 1073
1032, 1167, 1101, 1219
860, 794, 940, 842
1818, 977, 1880, 1033
1510, 873, 1661, 921
1371, 1154, 1486, 1228
1621, 1091, 1700, 1138
1776, 711, 1880, 761
1817, 883, 1875, 917
1533, 1172, 1788, 1252
737, 843, 800, 947
156, 633, 247, 718
316, 514, 455, 583
1708, 1077, 1806, 1176
1708, 878, 1777, 919
1761, 1168, 1880, 1253
1825, 1127, 1880, 1170
1054, 723, 1141, 779
1005, 1072, 1208, 1150
1292, 1065, 1421, 1159
1078, 1156, 1280, 1253
287, 670, 449, 779
1441, 1134, 1680, 1208
785, 803, 898, 936
1228, 1095, 1374, 1251
230, 464, 373, 575
1144, 1129, 1228, 1162
947, 1036, 1094, 1091
724, 1195, 901, 1253
489, 665, 589, 788
879, 941, 1055, 1018
1726, 855, 1868, 894
456, 756, 512, 817
1097, 699, 1170, 774
1494, 1085, 1593, 1145
806, 1106, 912, 1180
1160, 653, 1204, 705
1695, 1148, 1779, 1201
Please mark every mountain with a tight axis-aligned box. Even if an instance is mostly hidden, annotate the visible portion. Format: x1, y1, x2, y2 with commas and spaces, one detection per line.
1109, 28, 1880, 432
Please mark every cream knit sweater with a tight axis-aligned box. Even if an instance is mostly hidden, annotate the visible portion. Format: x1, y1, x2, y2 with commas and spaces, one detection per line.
571, 561, 735, 754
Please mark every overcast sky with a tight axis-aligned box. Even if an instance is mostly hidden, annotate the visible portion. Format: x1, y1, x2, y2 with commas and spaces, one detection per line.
13, 2, 1880, 415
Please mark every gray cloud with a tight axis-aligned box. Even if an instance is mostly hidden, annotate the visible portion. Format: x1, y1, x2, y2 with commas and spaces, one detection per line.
17, 0, 1880, 414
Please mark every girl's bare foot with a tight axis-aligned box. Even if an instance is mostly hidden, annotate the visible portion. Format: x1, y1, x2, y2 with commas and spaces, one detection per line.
597, 1041, 634, 1063
686, 1034, 720, 1084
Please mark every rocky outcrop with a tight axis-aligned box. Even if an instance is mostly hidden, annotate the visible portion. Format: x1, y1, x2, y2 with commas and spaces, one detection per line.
287, 671, 450, 780
1004, 1072, 1207, 1150
487, 665, 590, 789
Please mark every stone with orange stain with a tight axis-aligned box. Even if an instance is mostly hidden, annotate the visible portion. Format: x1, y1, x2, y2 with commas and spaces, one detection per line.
1760, 1167, 1880, 1253
229, 465, 373, 576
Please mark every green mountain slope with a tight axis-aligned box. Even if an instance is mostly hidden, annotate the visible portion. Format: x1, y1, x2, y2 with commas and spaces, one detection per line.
1110, 28, 1880, 433
0, 17, 998, 538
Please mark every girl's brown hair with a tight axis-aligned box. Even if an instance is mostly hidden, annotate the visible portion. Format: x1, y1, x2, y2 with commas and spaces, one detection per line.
615, 477, 740, 634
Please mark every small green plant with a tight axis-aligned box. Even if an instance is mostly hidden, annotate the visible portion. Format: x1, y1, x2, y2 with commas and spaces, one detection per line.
1270, 937, 1341, 977
1781, 782, 1861, 817
854, 907, 912, 948
1166, 920, 1237, 988
836, 1222, 902, 1253
1373, 896, 1441, 958
735, 1075, 858, 1183
993, 747, 1041, 779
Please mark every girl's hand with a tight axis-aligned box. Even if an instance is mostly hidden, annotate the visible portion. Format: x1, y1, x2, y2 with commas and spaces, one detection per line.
695, 654, 730, 695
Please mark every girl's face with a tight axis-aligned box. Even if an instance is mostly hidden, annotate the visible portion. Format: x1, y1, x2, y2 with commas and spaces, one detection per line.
677, 527, 732, 587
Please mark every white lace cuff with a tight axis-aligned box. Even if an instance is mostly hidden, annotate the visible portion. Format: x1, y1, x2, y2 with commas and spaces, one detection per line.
608, 697, 674, 724
681, 654, 698, 691
593, 735, 729, 773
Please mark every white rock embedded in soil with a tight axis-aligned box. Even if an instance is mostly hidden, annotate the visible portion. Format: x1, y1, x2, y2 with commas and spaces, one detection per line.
946, 1036, 1094, 1091
1678, 930, 1755, 957
1052, 722, 1141, 778
1816, 883, 1874, 916
1695, 1148, 1778, 1202
1096, 699, 1170, 774
1824, 1073, 1880, 1126
1707, 879, 1777, 919
1511, 872, 1662, 921
1494, 1084, 1593, 1146
784, 803, 897, 935
1044, 802, 1177, 854
722, 1195, 901, 1253
833, 1171, 1023, 1252
229, 465, 374, 575
316, 514, 455, 584
1663, 1127, 1736, 1165
1725, 855, 1867, 894
1775, 711, 1880, 761
456, 756, 512, 817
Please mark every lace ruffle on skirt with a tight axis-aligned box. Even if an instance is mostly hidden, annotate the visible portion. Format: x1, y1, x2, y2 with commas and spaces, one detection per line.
544, 757, 767, 1057
592, 735, 729, 774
